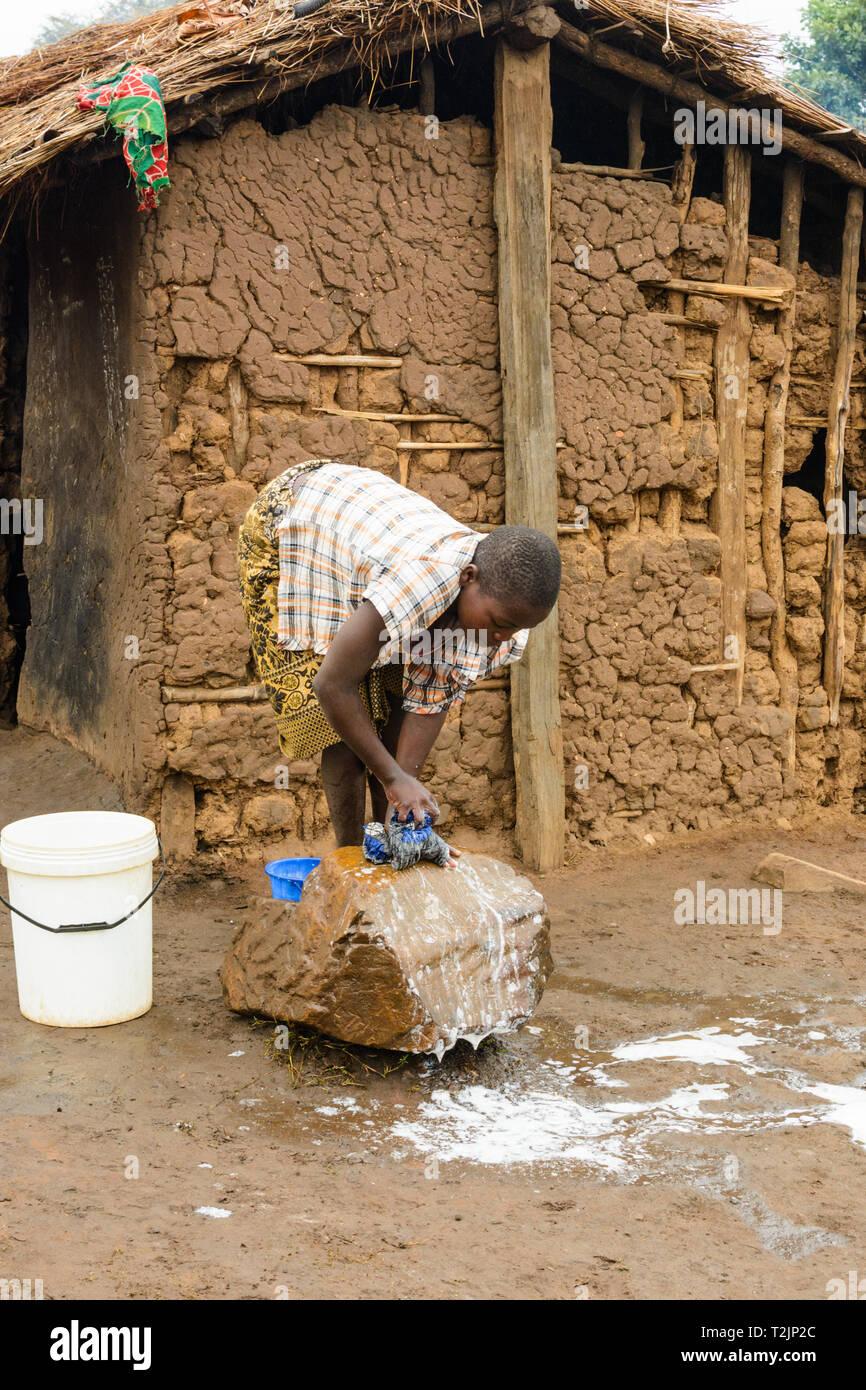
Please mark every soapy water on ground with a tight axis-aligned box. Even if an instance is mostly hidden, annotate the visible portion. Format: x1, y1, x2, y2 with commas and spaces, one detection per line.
284, 1016, 866, 1196
395, 1026, 866, 1175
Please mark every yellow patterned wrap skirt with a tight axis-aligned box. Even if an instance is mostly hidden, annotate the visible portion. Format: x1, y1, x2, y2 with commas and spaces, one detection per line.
237, 461, 403, 761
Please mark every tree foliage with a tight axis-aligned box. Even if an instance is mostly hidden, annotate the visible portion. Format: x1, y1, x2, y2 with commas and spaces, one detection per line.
783, 0, 866, 131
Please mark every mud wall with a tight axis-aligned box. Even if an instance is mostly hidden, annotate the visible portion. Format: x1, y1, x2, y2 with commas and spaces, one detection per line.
552, 171, 866, 849
782, 263, 866, 808
137, 106, 510, 853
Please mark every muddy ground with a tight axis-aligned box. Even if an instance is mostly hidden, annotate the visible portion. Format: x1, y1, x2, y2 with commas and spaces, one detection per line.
1, 725, 866, 1301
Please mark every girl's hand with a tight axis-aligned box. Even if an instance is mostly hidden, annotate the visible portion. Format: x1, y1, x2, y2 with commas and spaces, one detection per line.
383, 771, 439, 826
383, 777, 461, 868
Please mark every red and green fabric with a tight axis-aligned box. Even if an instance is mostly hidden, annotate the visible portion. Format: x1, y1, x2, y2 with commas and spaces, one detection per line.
76, 62, 170, 211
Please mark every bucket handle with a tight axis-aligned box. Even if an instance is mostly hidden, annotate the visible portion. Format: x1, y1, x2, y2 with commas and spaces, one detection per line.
0, 838, 166, 933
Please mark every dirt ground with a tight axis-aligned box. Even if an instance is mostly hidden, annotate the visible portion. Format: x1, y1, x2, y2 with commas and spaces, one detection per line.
2, 726, 866, 1301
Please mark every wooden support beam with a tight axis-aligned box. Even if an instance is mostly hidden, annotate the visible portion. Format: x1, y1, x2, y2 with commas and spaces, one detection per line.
671, 139, 697, 220
556, 17, 866, 190
493, 36, 564, 871
824, 185, 865, 725
711, 145, 752, 705
418, 56, 436, 116
762, 160, 804, 774
627, 88, 645, 170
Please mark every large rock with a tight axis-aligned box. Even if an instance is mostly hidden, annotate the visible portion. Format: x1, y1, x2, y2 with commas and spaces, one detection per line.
221, 846, 552, 1056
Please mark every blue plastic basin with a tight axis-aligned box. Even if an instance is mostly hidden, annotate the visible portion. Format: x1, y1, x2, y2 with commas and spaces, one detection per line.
265, 857, 321, 902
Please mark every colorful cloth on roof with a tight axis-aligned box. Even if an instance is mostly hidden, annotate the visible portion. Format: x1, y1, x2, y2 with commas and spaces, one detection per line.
76, 62, 169, 211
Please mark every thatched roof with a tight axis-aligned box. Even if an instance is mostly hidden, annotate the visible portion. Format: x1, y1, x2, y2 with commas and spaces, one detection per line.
0, 0, 864, 211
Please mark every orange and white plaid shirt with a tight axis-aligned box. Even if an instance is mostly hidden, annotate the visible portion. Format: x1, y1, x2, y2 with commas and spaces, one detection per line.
277, 461, 528, 714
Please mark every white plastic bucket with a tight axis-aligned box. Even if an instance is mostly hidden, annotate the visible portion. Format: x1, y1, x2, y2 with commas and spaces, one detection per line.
0, 811, 161, 1027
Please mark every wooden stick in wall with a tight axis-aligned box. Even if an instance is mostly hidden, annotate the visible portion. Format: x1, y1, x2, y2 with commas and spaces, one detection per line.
396, 440, 501, 451
627, 88, 645, 170
639, 277, 788, 305
555, 162, 667, 179
659, 147, 698, 539
659, 289, 686, 537
273, 353, 403, 367
493, 34, 564, 871
711, 144, 752, 705
659, 314, 718, 332
313, 407, 462, 422
762, 159, 804, 775
824, 185, 865, 726
162, 685, 266, 703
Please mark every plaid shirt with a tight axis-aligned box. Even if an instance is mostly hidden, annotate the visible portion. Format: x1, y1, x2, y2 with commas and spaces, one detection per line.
277, 461, 528, 713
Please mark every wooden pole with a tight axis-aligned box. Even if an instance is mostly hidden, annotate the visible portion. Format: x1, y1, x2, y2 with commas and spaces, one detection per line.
823, 185, 865, 725
660, 142, 696, 537
762, 160, 804, 774
627, 88, 645, 170
418, 56, 436, 116
493, 36, 564, 871
555, 17, 866, 190
711, 145, 752, 705
671, 139, 697, 214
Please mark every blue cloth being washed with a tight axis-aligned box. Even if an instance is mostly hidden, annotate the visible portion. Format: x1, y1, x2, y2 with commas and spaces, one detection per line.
362, 813, 452, 870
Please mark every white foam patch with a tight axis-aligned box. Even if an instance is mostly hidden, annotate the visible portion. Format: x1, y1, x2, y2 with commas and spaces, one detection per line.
392, 1084, 630, 1171
389, 1078, 750, 1171
611, 1028, 768, 1070
317, 1096, 361, 1116
195, 1206, 231, 1218
796, 1080, 866, 1150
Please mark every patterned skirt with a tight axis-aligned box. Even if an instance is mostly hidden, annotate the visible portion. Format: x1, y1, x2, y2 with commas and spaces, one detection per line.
237, 460, 402, 761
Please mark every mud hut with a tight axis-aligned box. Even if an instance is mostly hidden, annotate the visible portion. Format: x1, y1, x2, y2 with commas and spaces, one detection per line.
1, 0, 865, 869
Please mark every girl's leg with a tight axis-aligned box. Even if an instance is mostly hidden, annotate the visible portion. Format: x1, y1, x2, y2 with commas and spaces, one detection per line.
321, 740, 368, 846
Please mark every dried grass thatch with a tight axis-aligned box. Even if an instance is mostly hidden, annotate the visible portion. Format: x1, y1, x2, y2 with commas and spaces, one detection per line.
0, 0, 863, 212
